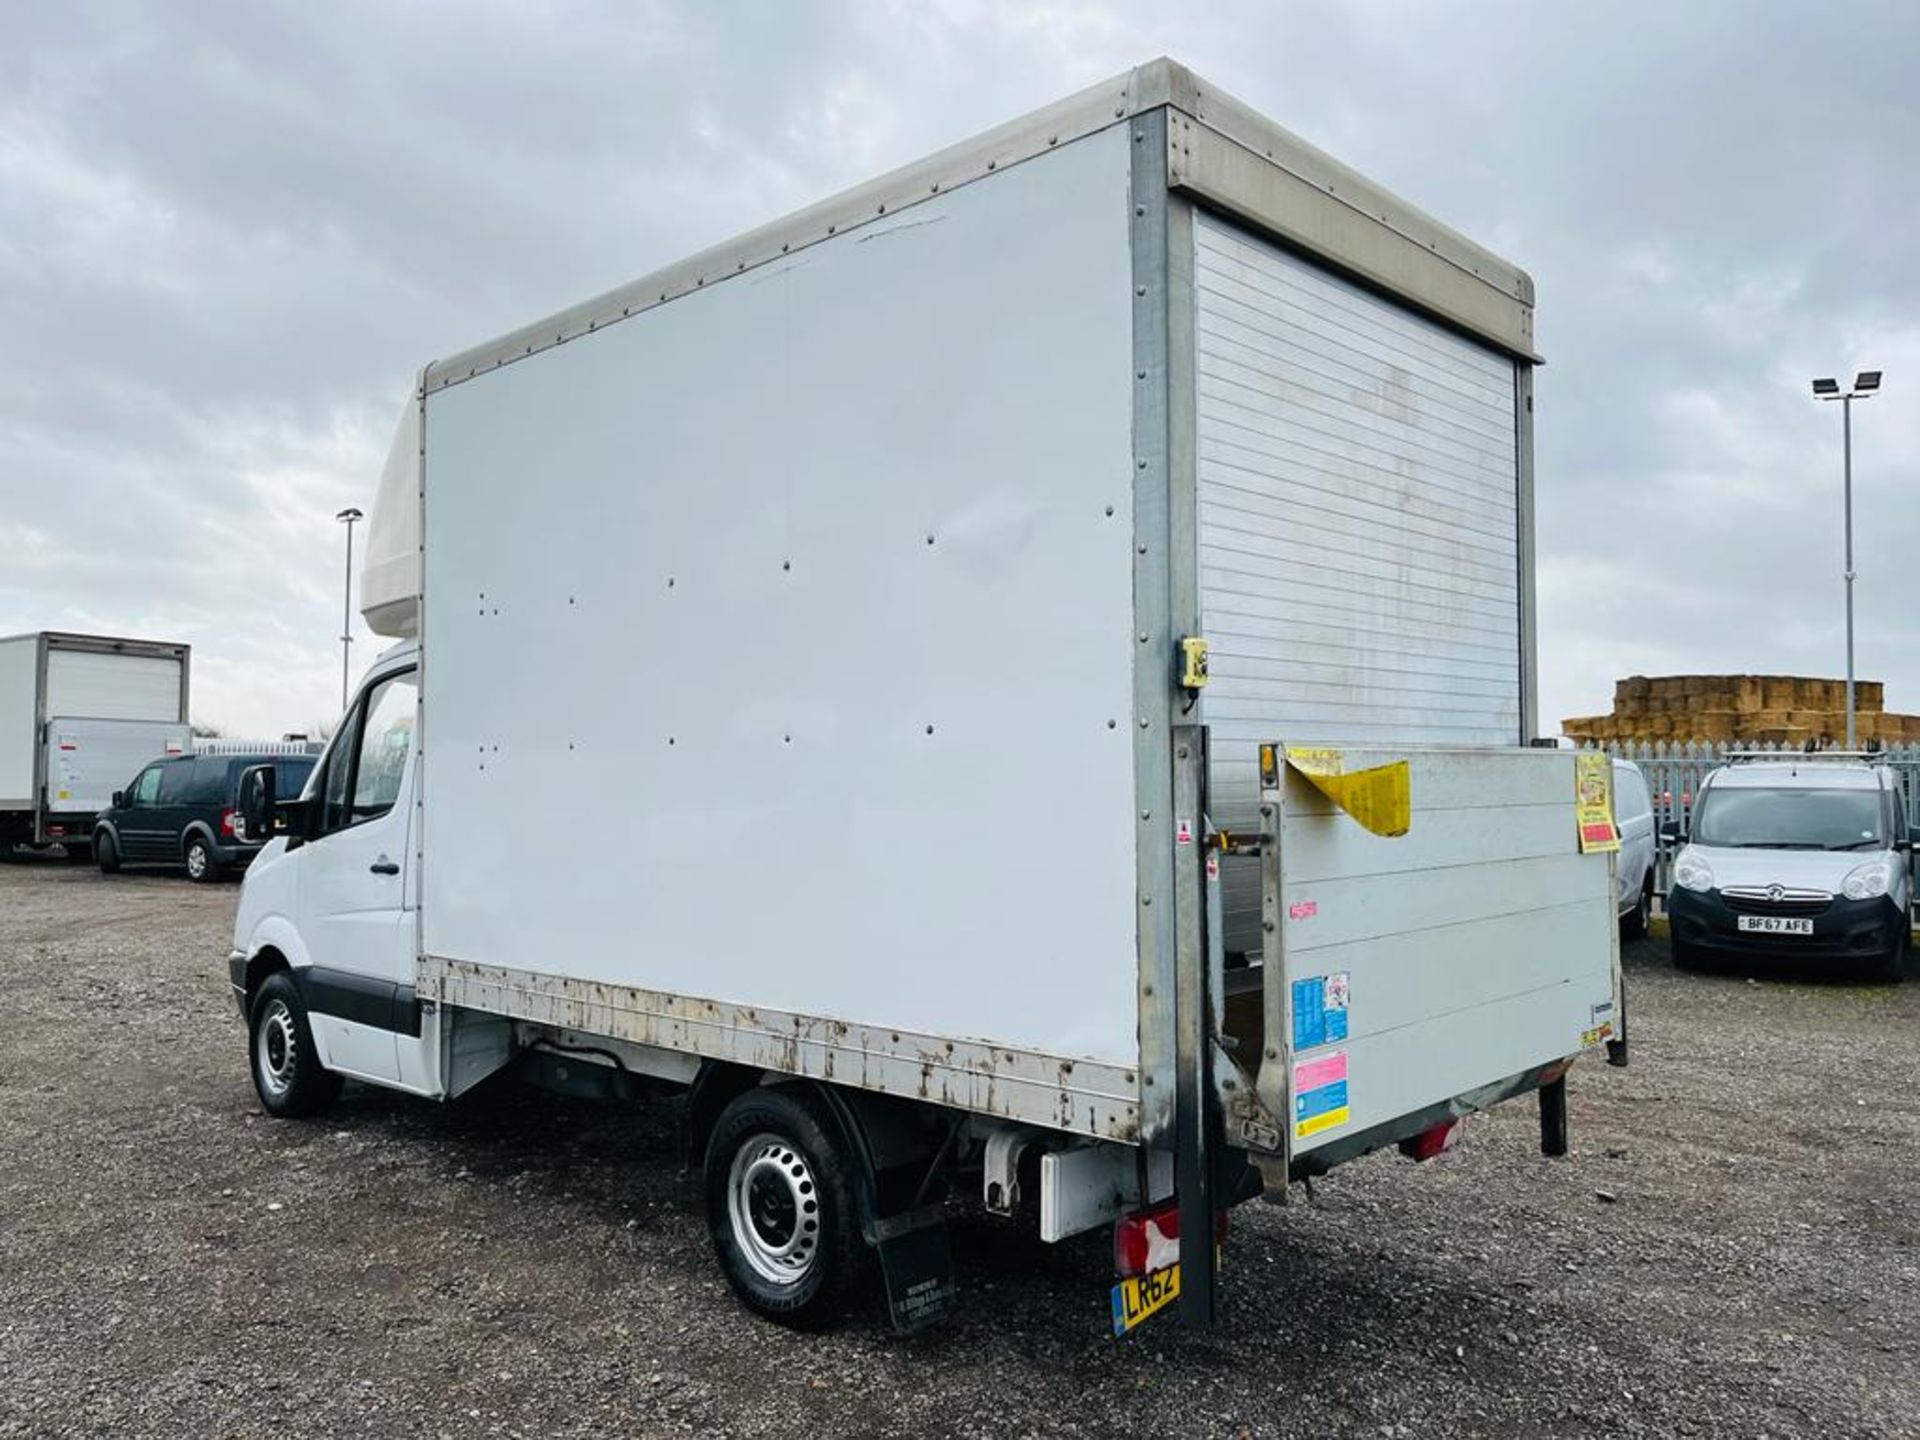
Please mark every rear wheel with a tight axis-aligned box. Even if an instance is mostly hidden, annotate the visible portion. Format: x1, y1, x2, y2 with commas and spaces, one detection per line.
95, 831, 120, 875
248, 972, 341, 1118
704, 1087, 865, 1328
184, 834, 219, 883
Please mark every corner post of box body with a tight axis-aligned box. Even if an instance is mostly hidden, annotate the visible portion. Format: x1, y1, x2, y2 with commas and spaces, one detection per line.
1129, 102, 1179, 1143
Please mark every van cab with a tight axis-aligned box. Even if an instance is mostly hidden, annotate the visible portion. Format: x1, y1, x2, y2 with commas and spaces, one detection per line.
1667, 758, 1915, 980
227, 646, 432, 1094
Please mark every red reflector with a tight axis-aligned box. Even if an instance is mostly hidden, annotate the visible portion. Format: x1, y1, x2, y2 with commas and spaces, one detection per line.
219, 808, 236, 836
47, 824, 66, 837
1113, 1201, 1229, 1278
1399, 1117, 1465, 1162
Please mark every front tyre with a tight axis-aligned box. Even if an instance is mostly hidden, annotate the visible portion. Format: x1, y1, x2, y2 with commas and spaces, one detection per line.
704, 1087, 865, 1329
1862, 925, 1910, 984
1671, 938, 1707, 973
95, 831, 120, 874
248, 972, 342, 1118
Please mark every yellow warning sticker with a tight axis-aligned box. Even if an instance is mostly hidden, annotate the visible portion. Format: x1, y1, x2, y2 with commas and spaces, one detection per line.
1575, 751, 1621, 855
1285, 748, 1411, 838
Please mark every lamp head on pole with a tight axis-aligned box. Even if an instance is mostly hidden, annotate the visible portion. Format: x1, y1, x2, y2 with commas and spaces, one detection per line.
1812, 371, 1884, 401
336, 506, 364, 525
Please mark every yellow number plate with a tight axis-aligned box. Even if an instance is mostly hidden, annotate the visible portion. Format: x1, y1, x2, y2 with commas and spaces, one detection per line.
1111, 1264, 1180, 1335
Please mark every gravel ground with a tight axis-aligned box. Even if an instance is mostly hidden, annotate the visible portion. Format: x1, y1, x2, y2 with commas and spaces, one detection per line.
2, 856, 1917, 1439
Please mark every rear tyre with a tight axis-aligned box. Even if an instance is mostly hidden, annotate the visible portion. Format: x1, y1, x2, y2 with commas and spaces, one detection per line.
704, 1086, 865, 1329
1621, 881, 1652, 940
184, 835, 219, 884
248, 972, 342, 1118
94, 831, 120, 875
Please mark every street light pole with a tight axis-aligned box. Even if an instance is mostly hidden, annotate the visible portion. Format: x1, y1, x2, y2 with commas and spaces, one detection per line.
1842, 394, 1853, 748
336, 507, 364, 712
1811, 371, 1881, 749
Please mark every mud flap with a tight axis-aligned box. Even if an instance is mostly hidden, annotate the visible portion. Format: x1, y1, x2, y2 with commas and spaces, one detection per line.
873, 1204, 956, 1334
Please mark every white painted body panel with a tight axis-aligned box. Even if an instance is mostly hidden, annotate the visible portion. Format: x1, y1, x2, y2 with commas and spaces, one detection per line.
1191, 212, 1522, 954
421, 128, 1141, 1066
1269, 747, 1616, 1155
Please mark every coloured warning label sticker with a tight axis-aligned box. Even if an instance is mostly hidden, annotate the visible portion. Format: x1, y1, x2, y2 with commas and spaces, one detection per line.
1290, 972, 1350, 1051
1293, 1048, 1350, 1140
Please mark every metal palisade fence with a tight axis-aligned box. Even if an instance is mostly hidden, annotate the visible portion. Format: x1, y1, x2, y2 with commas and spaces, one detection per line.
1587, 740, 1920, 897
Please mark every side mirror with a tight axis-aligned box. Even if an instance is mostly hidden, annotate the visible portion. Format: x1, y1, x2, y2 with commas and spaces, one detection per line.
111, 791, 125, 809
236, 764, 277, 844
1660, 824, 1686, 846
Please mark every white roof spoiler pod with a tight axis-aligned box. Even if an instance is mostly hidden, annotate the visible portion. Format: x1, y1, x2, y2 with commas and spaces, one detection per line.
360, 381, 423, 639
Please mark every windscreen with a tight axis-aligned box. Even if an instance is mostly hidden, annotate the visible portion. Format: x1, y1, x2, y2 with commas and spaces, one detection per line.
1692, 785, 1885, 851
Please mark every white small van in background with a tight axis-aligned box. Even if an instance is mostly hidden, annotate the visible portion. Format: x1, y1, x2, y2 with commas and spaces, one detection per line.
1613, 759, 1657, 937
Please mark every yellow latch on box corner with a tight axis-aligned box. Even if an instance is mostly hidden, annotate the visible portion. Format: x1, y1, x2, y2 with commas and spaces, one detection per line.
1179, 636, 1209, 691
1284, 747, 1411, 838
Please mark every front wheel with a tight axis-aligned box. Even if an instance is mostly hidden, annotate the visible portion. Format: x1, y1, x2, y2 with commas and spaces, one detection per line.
1861, 926, 1910, 984
249, 972, 342, 1118
1671, 939, 1707, 973
95, 831, 120, 874
704, 1087, 865, 1328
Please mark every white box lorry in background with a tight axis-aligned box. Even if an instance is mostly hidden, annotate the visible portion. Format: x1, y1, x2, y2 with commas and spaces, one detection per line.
0, 632, 191, 852
227, 58, 1623, 1336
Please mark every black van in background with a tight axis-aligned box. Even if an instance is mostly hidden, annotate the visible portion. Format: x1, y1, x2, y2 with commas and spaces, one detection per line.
94, 752, 318, 881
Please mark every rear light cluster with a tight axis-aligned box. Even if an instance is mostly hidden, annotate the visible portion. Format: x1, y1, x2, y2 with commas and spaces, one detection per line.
219, 807, 237, 837
1398, 1116, 1466, 1162
1112, 1200, 1229, 1278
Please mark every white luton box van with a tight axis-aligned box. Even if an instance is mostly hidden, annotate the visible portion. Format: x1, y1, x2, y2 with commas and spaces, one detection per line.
0, 631, 192, 853
227, 58, 1623, 1334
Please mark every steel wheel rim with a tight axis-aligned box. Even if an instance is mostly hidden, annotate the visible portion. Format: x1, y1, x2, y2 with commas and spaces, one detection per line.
186, 843, 207, 879
256, 999, 297, 1097
726, 1132, 821, 1286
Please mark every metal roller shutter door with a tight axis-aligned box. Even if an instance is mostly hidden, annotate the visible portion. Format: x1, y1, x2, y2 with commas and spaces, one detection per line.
1192, 210, 1522, 951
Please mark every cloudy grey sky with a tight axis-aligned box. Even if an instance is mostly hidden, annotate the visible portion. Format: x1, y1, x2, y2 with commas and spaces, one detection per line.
2, 1, 1915, 737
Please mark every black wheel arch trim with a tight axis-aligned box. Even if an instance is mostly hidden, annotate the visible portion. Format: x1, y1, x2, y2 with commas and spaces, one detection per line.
291, 965, 422, 1038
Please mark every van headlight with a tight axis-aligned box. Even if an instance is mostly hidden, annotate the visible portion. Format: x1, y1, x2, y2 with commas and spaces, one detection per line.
1672, 851, 1715, 894
1843, 860, 1892, 900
